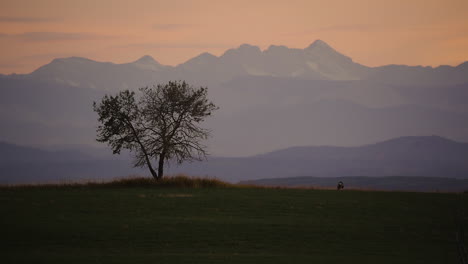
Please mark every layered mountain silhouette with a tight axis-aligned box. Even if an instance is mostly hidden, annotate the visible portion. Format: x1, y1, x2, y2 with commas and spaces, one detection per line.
169, 136, 468, 182
256, 136, 468, 161
0, 141, 139, 184
1, 40, 467, 157
2, 136, 467, 185
20, 40, 468, 90
0, 141, 90, 163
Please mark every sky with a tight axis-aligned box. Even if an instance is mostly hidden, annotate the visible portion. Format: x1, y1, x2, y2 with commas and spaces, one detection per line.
0, 0, 467, 74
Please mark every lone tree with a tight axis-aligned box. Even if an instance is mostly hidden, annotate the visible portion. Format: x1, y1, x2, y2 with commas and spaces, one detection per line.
93, 81, 218, 180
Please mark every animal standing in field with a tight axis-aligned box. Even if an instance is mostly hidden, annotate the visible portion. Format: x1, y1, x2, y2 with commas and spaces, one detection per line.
337, 181, 344, 190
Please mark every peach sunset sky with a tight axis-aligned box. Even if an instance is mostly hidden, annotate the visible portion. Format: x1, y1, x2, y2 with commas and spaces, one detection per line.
0, 0, 467, 74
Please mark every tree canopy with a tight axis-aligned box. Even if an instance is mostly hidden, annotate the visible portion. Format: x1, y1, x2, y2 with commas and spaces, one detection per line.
93, 81, 218, 179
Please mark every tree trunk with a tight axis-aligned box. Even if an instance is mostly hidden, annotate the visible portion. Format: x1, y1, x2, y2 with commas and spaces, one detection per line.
158, 152, 165, 179
148, 164, 158, 180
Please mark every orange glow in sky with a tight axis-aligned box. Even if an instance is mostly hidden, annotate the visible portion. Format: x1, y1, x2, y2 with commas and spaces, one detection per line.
0, 0, 467, 74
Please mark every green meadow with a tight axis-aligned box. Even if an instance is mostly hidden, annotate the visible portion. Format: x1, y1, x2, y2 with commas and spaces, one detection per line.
1, 178, 467, 263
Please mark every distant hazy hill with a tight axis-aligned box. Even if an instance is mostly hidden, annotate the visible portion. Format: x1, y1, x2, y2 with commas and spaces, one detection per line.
367, 62, 468, 86
3, 76, 468, 156
2, 136, 468, 184
0, 78, 103, 146
169, 136, 468, 182
0, 141, 91, 163
0, 142, 140, 184
257, 136, 468, 161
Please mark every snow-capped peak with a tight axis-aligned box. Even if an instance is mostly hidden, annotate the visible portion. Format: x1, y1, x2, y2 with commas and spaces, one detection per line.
133, 55, 159, 65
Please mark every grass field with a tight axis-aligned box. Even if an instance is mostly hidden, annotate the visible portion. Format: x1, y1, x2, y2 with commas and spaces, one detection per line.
1, 179, 467, 263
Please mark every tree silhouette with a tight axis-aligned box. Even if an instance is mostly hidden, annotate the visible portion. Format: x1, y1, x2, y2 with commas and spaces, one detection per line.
93, 81, 218, 179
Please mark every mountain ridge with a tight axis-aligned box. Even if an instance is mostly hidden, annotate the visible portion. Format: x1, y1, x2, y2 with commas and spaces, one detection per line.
168, 135, 468, 181
1, 40, 468, 158
18, 40, 466, 72
2, 135, 468, 184
6, 39, 466, 88
0, 141, 91, 163
255, 135, 468, 161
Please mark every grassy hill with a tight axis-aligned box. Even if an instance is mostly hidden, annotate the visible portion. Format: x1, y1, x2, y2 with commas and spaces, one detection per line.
1, 179, 467, 263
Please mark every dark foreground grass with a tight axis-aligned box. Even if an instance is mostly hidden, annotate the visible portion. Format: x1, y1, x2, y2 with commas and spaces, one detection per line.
1, 177, 467, 264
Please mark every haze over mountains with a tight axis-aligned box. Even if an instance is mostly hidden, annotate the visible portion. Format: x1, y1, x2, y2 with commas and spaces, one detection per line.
2, 135, 468, 185
169, 135, 468, 182
0, 141, 140, 184
1, 39, 468, 159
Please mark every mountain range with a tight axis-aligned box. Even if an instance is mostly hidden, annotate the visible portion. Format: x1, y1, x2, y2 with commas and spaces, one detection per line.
1, 40, 467, 157
17, 39, 468, 90
1, 136, 468, 186
169, 136, 468, 182
0, 141, 140, 184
